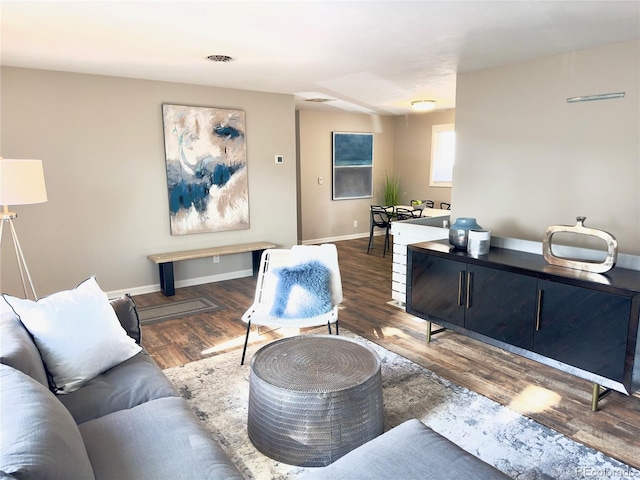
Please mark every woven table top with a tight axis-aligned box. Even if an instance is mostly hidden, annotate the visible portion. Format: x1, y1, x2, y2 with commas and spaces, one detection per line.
250, 334, 381, 393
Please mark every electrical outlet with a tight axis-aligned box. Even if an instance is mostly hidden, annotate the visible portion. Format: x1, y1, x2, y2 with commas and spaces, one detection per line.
213, 255, 220, 263
353, 220, 358, 228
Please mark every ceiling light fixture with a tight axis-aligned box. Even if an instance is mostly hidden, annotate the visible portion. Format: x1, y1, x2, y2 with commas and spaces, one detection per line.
206, 55, 234, 63
411, 100, 436, 112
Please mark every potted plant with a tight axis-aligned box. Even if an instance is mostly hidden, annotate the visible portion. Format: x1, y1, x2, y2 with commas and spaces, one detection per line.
383, 173, 401, 207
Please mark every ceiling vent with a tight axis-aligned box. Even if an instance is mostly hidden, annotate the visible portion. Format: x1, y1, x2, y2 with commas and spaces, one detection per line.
305, 98, 333, 103
206, 55, 234, 63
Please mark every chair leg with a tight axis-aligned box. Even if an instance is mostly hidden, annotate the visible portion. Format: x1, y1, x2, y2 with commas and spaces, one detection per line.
240, 321, 252, 365
327, 321, 339, 335
367, 224, 375, 254
383, 227, 390, 257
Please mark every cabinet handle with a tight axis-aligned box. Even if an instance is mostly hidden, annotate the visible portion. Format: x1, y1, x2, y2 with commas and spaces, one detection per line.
466, 272, 473, 309
536, 289, 543, 331
458, 271, 464, 306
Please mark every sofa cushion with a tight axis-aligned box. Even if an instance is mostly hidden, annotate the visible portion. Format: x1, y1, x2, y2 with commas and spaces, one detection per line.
299, 419, 511, 480
109, 294, 141, 344
58, 351, 179, 424
0, 312, 48, 387
3, 277, 142, 394
0, 364, 95, 480
79, 396, 243, 480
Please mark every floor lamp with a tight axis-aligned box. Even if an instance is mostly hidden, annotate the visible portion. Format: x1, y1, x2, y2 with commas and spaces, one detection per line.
0, 158, 48, 300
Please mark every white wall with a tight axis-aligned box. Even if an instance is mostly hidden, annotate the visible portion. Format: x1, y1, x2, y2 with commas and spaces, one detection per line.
3, 38, 637, 298
393, 110, 455, 208
297, 110, 458, 244
1, 68, 298, 297
297, 110, 395, 243
453, 40, 639, 256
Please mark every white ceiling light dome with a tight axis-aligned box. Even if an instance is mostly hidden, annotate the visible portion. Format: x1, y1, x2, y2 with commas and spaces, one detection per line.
411, 100, 437, 112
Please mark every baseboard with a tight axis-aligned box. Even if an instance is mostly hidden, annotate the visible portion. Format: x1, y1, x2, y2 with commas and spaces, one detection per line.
109, 233, 374, 297
107, 269, 253, 298
107, 233, 372, 298
107, 234, 640, 299
300, 232, 373, 245
386, 299, 406, 310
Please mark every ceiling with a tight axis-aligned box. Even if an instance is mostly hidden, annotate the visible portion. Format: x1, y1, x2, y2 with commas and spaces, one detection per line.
1, 1, 638, 115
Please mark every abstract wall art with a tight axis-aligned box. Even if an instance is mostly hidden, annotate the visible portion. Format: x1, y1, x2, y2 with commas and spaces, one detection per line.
332, 132, 374, 200
162, 104, 249, 235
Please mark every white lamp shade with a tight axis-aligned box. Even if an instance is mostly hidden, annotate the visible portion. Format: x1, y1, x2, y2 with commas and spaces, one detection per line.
0, 159, 48, 207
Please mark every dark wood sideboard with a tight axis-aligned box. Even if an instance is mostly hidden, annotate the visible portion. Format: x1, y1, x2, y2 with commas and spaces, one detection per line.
406, 240, 640, 410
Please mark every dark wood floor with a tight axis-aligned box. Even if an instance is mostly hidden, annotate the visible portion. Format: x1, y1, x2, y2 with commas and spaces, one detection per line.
136, 237, 640, 470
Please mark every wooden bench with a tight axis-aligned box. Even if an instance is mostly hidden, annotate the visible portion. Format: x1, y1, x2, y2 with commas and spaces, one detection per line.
147, 241, 276, 296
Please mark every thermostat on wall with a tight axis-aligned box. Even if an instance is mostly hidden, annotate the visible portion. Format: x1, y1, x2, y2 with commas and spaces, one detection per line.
275, 155, 284, 164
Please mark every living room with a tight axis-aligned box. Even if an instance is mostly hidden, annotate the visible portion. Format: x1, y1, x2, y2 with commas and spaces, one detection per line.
1, 2, 639, 479
0, 3, 638, 299
2, 37, 638, 297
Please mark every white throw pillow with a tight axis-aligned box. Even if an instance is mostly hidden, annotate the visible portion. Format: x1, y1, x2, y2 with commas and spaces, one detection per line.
3, 277, 142, 394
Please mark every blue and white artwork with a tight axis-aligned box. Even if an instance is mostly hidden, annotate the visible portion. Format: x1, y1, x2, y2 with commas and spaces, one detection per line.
332, 132, 374, 200
162, 104, 249, 235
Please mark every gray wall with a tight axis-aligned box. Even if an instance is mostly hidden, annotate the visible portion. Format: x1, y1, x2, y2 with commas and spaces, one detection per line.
297, 110, 395, 243
1, 68, 297, 297
296, 109, 454, 243
393, 110, 455, 208
454, 39, 639, 255
297, 39, 639, 256
2, 38, 637, 298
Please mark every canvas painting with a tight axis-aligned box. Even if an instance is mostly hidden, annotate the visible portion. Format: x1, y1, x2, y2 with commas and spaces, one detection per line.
332, 132, 374, 200
162, 104, 249, 235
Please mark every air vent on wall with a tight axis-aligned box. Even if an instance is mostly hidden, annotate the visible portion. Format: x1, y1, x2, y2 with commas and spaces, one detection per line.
567, 92, 625, 103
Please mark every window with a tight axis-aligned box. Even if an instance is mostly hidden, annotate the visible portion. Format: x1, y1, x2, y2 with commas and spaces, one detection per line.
429, 123, 455, 187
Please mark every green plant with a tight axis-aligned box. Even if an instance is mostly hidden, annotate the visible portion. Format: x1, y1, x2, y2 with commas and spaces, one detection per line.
383, 173, 401, 207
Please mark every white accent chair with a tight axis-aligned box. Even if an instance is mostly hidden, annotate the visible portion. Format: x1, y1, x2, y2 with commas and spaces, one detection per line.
240, 244, 343, 365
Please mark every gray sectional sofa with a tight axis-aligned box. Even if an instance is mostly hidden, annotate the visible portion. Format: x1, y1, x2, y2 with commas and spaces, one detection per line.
0, 292, 243, 480
1, 279, 510, 480
300, 418, 511, 480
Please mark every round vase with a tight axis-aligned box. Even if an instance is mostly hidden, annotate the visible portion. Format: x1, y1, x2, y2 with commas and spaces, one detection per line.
449, 217, 482, 249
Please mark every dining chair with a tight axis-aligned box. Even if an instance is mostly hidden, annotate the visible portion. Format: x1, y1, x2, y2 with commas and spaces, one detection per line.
395, 207, 422, 221
367, 205, 392, 257
240, 244, 343, 365
440, 202, 451, 210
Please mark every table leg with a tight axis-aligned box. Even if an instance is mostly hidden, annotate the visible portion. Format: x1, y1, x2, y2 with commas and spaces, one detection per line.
591, 383, 612, 411
252, 250, 265, 277
159, 262, 175, 296
426, 320, 446, 343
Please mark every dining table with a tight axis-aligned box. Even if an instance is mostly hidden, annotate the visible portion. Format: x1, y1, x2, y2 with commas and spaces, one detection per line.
394, 205, 451, 218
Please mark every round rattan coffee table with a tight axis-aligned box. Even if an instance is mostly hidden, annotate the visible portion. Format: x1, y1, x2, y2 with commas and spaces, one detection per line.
247, 334, 384, 467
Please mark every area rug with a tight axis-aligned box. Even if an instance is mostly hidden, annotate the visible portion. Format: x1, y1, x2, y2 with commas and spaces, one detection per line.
163, 331, 639, 480
138, 297, 220, 325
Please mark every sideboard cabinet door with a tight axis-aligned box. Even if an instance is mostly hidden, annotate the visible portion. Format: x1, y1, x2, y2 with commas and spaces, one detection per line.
409, 253, 465, 326
465, 265, 538, 349
533, 279, 631, 382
